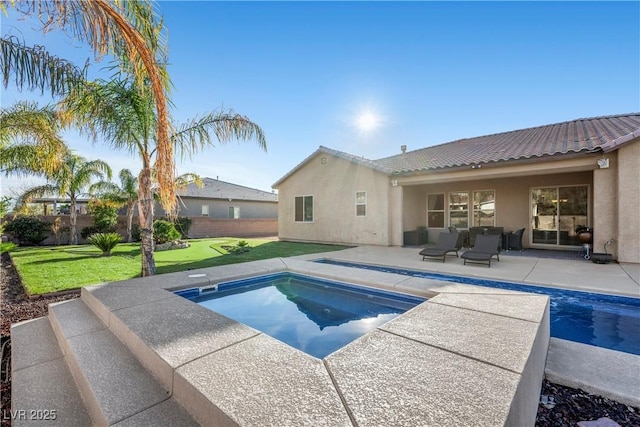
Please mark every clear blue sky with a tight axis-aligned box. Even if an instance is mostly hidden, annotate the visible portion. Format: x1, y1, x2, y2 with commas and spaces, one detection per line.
2, 1, 639, 198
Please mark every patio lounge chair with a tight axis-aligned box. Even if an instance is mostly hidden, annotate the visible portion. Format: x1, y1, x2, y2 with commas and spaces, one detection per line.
419, 232, 460, 262
461, 234, 501, 267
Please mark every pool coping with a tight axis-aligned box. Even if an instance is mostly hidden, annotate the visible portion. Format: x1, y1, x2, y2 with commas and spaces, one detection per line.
80, 257, 550, 426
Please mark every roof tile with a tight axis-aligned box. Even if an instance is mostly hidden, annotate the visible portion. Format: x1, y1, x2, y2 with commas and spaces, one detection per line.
375, 113, 640, 172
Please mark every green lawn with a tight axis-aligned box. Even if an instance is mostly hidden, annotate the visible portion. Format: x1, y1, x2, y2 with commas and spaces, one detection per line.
8, 238, 350, 295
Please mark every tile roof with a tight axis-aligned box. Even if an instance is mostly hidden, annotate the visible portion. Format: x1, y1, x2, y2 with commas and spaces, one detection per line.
178, 178, 277, 202
272, 113, 640, 188
375, 113, 640, 173
272, 146, 394, 187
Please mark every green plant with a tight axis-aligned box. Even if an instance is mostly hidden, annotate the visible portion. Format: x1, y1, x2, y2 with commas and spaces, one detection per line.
174, 217, 192, 239
87, 232, 122, 256
153, 219, 181, 244
51, 217, 70, 245
0, 196, 12, 234
89, 199, 119, 232
81, 226, 100, 240
1, 242, 17, 253
131, 224, 141, 241
4, 216, 51, 245
229, 240, 251, 254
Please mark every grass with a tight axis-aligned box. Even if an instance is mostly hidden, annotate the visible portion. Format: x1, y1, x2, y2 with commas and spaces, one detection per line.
7, 238, 350, 295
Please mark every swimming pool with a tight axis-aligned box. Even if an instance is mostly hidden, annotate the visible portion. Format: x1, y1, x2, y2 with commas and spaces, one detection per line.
316, 259, 640, 356
175, 272, 424, 359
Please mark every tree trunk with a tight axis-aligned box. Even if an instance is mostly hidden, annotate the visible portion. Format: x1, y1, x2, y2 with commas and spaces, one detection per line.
70, 197, 78, 245
126, 202, 134, 243
138, 166, 156, 276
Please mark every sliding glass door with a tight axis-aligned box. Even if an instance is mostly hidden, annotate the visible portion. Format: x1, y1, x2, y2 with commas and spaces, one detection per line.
531, 186, 589, 246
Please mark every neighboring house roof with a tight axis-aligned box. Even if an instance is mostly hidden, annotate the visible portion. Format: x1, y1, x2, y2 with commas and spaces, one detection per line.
272, 113, 640, 187
375, 113, 640, 173
178, 178, 277, 202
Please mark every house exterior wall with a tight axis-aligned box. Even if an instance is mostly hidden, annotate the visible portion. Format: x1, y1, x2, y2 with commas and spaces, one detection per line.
616, 140, 640, 263
277, 153, 391, 245
593, 153, 618, 259
401, 171, 593, 249
161, 198, 277, 219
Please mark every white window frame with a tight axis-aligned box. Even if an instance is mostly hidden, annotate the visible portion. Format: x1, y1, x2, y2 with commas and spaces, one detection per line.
228, 206, 240, 219
294, 195, 314, 223
472, 189, 496, 227
427, 193, 445, 228
448, 191, 469, 229
201, 204, 209, 217
355, 191, 367, 217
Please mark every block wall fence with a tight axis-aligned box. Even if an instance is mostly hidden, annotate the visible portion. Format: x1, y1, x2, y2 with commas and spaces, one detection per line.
2, 215, 277, 245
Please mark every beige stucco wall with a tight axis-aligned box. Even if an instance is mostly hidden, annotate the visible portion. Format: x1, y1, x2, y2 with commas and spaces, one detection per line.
402, 171, 593, 249
276, 153, 391, 245
616, 140, 640, 263
593, 153, 618, 259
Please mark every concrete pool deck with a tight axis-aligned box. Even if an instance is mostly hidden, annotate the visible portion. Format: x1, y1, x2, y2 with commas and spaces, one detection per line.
11, 246, 640, 426
295, 245, 640, 408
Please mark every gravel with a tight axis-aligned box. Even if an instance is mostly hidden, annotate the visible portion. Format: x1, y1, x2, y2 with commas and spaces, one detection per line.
1, 251, 638, 426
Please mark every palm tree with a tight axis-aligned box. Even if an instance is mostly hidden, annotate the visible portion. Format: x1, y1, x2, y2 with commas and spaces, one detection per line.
61, 78, 266, 276
0, 101, 70, 176
17, 154, 112, 245
1, 0, 178, 214
90, 169, 139, 242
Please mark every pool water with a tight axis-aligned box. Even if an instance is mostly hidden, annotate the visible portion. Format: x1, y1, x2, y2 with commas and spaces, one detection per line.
316, 259, 640, 356
175, 273, 424, 359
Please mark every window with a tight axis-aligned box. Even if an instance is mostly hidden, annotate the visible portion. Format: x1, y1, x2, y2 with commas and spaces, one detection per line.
201, 204, 209, 217
532, 185, 588, 246
473, 190, 495, 227
295, 196, 313, 222
228, 206, 240, 219
355, 191, 366, 216
449, 191, 469, 228
427, 193, 445, 228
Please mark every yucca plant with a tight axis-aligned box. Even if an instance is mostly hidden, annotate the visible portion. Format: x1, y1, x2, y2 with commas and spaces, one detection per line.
87, 232, 121, 256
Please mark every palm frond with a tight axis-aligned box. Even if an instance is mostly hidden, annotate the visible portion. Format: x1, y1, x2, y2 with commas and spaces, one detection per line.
172, 110, 267, 160
7, 0, 176, 213
16, 184, 60, 206
0, 36, 87, 96
0, 101, 70, 174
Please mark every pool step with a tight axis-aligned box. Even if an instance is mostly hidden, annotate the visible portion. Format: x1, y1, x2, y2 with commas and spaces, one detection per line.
10, 317, 93, 427
12, 298, 200, 426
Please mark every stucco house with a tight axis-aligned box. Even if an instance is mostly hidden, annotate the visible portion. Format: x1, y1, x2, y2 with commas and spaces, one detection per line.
273, 113, 640, 263
154, 177, 278, 238
156, 177, 278, 219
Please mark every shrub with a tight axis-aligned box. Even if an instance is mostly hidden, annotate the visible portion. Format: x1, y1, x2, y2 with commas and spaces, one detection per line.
4, 216, 51, 245
174, 217, 192, 239
153, 219, 181, 244
51, 217, 70, 245
89, 200, 119, 233
81, 226, 100, 240
230, 240, 251, 255
131, 224, 141, 242
1, 242, 17, 253
87, 232, 121, 256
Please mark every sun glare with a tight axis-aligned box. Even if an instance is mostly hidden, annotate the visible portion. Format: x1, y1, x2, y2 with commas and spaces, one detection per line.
356, 112, 380, 132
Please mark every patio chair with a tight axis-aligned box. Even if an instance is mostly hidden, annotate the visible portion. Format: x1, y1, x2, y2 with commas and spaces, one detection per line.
449, 226, 467, 248
506, 228, 525, 251
419, 232, 460, 263
461, 234, 501, 267
468, 227, 483, 247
